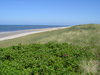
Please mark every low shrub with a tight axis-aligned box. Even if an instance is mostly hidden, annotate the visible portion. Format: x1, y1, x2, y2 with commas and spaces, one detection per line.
0, 43, 95, 75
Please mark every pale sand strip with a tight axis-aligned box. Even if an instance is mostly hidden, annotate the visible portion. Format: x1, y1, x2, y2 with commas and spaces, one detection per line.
0, 27, 67, 41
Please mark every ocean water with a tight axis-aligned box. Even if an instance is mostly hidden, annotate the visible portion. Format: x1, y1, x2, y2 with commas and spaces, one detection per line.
0, 25, 69, 32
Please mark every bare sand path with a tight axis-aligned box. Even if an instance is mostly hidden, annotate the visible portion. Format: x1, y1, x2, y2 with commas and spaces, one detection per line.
0, 27, 67, 41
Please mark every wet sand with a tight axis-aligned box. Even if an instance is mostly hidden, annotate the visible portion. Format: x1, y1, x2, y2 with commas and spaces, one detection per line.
0, 27, 67, 41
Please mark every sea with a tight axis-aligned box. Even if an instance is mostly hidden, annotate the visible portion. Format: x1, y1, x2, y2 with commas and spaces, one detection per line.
0, 25, 70, 32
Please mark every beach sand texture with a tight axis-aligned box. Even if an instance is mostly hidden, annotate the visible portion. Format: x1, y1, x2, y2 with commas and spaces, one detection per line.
0, 27, 67, 41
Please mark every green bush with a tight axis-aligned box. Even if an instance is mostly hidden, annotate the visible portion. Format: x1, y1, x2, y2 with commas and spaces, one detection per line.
0, 43, 95, 75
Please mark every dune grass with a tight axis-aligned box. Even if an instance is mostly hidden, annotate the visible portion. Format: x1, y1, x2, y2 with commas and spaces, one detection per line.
0, 24, 100, 74
0, 24, 100, 47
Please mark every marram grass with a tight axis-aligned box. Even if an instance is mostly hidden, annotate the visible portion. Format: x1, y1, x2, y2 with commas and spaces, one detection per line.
0, 24, 100, 47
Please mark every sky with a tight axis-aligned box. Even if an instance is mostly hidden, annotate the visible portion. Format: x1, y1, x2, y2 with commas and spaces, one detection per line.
0, 0, 100, 25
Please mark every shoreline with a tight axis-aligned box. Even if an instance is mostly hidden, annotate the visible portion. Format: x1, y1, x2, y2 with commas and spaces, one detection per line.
0, 27, 68, 41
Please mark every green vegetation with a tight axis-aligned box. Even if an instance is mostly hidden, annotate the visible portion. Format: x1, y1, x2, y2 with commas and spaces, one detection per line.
0, 43, 96, 75
0, 24, 100, 47
0, 24, 100, 74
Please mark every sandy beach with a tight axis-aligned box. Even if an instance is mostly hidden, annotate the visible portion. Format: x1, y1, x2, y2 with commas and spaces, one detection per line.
0, 27, 67, 41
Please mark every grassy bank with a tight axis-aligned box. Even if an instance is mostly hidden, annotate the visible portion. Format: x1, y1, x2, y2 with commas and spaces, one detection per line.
0, 24, 100, 74
0, 24, 100, 47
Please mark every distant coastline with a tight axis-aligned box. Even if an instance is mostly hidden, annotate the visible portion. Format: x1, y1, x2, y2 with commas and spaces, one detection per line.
0, 25, 70, 32
0, 27, 68, 41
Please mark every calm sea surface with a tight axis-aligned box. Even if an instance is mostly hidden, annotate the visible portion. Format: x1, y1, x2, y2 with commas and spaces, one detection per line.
0, 25, 69, 32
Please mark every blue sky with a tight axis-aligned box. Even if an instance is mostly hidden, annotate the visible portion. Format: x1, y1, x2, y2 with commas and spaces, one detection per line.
0, 0, 100, 25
